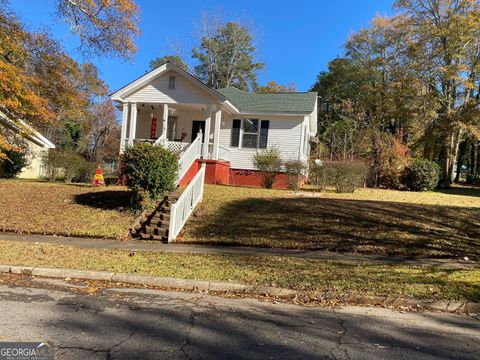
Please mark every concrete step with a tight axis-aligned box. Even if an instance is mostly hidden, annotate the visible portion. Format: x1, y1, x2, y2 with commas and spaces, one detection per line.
144, 225, 168, 236
147, 218, 168, 227
150, 213, 171, 221
138, 233, 168, 242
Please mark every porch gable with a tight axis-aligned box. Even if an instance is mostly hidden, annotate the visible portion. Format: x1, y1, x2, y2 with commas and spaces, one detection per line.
110, 62, 226, 105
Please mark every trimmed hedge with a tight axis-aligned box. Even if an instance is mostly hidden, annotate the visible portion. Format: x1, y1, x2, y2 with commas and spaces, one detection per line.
284, 160, 306, 191
311, 161, 368, 193
122, 143, 178, 201
404, 159, 440, 191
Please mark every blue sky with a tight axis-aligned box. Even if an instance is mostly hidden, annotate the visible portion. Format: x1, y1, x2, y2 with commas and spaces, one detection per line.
12, 0, 393, 92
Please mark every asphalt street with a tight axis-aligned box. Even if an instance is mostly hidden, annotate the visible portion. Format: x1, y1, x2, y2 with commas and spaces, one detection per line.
0, 277, 478, 360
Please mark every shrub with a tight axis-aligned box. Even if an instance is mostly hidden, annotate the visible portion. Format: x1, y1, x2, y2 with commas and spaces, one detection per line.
252, 148, 283, 188
122, 143, 178, 202
42, 150, 92, 183
368, 132, 410, 189
323, 161, 368, 193
466, 174, 480, 185
284, 160, 306, 191
310, 160, 328, 191
75, 160, 97, 183
0, 150, 28, 178
403, 159, 440, 191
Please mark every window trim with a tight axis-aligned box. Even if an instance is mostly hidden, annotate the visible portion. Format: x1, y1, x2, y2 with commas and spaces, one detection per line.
235, 119, 269, 150
241, 119, 259, 149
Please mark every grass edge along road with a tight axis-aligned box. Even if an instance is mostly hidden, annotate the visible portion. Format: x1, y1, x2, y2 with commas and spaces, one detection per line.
0, 240, 478, 303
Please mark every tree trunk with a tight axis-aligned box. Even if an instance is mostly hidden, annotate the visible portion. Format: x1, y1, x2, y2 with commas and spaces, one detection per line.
440, 127, 462, 187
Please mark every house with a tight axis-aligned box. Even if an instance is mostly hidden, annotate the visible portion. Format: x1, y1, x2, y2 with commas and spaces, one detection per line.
110, 61, 318, 189
0, 110, 55, 179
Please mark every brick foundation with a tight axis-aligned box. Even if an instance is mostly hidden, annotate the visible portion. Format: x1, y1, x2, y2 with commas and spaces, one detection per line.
164, 159, 298, 190
228, 169, 290, 189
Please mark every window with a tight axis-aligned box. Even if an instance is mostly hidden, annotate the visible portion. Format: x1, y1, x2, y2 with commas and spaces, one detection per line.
231, 119, 241, 147
242, 119, 259, 148
231, 119, 269, 149
168, 76, 176, 89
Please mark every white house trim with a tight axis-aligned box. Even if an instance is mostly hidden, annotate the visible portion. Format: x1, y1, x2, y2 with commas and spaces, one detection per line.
111, 62, 228, 103
0, 110, 55, 149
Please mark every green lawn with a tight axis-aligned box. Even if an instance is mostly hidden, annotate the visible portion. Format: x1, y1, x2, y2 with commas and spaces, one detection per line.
0, 240, 478, 302
181, 184, 480, 260
0, 180, 135, 239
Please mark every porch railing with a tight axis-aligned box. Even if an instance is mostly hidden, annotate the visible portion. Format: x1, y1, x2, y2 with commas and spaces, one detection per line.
206, 143, 231, 162
176, 133, 202, 184
168, 165, 205, 242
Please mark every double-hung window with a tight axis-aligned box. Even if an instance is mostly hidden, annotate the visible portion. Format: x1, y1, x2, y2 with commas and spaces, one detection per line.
230, 119, 269, 149
242, 119, 259, 148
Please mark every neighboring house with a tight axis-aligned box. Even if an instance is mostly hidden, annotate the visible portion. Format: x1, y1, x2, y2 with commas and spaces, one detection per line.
110, 61, 318, 189
0, 110, 55, 179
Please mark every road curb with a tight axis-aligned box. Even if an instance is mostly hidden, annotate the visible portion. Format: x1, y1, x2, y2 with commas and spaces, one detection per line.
0, 264, 478, 314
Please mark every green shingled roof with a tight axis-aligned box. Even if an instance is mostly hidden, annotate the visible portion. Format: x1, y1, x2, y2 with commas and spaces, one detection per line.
218, 87, 317, 114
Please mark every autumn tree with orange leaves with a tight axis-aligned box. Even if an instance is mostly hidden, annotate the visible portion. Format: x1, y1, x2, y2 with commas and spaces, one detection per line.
0, 0, 139, 162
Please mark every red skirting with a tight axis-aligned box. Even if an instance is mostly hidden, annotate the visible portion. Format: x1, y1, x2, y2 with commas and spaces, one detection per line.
228, 169, 290, 189
160, 159, 297, 190
178, 159, 231, 186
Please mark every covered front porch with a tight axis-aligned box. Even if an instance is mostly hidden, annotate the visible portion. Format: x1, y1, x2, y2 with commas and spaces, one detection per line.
119, 101, 229, 162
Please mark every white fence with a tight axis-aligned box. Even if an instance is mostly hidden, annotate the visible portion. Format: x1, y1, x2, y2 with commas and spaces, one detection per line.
176, 134, 202, 184
168, 165, 205, 243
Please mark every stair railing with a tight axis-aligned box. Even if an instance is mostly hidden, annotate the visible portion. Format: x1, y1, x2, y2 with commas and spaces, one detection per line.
176, 132, 202, 184
168, 165, 205, 242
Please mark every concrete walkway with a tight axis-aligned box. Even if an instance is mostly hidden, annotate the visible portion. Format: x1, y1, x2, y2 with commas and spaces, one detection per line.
0, 232, 477, 269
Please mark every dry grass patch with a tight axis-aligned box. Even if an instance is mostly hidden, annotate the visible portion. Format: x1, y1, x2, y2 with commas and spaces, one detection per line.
182, 184, 480, 259
0, 180, 134, 239
0, 240, 478, 302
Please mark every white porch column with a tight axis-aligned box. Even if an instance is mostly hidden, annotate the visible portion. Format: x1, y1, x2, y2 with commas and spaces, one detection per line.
120, 102, 129, 153
212, 105, 222, 160
202, 104, 212, 159
128, 102, 137, 146
162, 104, 169, 139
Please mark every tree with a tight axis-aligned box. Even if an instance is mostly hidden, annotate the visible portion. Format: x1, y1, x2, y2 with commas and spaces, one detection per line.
392, 0, 480, 186
149, 55, 189, 71
55, 0, 140, 59
0, 4, 120, 166
0, 7, 54, 159
257, 81, 297, 93
312, 2, 480, 187
193, 14, 264, 91
82, 99, 119, 162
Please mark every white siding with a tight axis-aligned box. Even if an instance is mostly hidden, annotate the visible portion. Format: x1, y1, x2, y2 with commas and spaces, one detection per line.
125, 70, 216, 104
219, 115, 304, 170
18, 141, 48, 179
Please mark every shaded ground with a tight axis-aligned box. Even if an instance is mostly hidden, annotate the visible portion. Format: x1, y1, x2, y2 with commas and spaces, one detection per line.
0, 180, 134, 239
183, 185, 480, 259
0, 280, 478, 360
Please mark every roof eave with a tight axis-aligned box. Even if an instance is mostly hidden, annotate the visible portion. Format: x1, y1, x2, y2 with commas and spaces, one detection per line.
0, 110, 55, 149
236, 110, 312, 116
110, 62, 228, 103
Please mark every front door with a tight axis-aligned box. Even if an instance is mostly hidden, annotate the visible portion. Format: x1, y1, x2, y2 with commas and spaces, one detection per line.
191, 120, 205, 142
